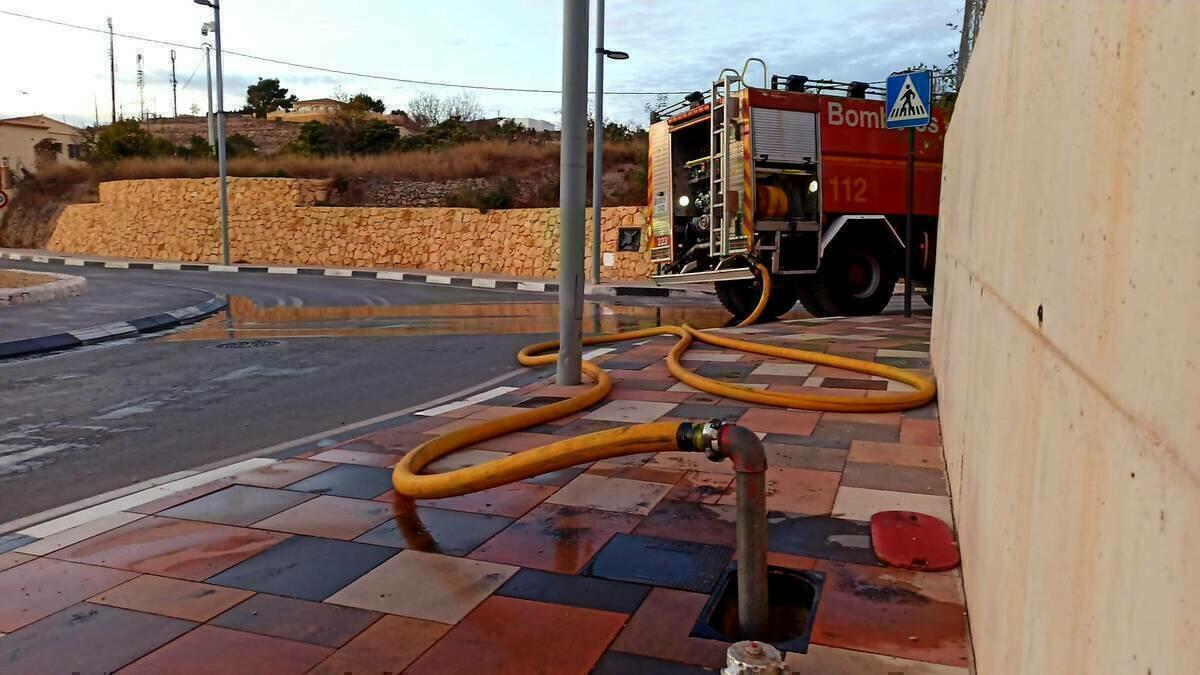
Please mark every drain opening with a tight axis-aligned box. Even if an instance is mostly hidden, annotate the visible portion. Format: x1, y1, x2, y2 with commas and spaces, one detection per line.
215, 339, 282, 349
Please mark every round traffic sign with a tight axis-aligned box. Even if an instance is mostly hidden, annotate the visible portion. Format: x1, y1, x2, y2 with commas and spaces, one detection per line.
0, 190, 8, 209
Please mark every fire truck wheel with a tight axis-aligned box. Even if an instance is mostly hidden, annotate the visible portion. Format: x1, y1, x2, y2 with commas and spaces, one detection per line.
715, 279, 797, 323
793, 279, 832, 317
814, 242, 898, 316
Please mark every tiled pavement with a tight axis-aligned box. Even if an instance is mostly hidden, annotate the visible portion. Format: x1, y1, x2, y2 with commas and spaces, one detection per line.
0, 311, 973, 674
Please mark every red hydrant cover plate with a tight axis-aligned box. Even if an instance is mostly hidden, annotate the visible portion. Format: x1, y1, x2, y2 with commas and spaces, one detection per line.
870, 510, 960, 571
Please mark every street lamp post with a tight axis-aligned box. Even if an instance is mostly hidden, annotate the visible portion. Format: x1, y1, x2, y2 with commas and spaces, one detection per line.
590, 0, 627, 286
195, 0, 229, 266
557, 0, 590, 386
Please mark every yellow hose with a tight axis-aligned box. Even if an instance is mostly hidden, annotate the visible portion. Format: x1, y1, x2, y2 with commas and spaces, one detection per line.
393, 264, 935, 498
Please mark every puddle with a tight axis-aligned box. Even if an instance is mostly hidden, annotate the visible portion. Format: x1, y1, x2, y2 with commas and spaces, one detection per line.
162, 296, 742, 342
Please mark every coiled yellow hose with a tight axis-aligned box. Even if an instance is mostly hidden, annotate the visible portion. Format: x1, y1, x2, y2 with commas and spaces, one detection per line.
393, 265, 935, 498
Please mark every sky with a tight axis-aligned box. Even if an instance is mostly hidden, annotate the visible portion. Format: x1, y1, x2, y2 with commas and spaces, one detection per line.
0, 0, 963, 129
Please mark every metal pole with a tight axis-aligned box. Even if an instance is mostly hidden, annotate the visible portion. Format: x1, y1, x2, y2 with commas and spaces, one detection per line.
556, 0, 589, 385
212, 1, 231, 266
204, 45, 215, 152
590, 0, 604, 285
904, 127, 914, 318
107, 18, 116, 124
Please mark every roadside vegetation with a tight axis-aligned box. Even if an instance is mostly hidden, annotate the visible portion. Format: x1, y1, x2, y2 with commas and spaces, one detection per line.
2, 85, 648, 243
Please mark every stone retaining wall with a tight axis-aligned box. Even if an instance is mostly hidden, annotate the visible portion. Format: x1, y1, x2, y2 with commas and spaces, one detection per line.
48, 178, 651, 279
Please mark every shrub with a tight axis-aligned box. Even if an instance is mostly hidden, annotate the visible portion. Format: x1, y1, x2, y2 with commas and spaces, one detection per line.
445, 177, 517, 211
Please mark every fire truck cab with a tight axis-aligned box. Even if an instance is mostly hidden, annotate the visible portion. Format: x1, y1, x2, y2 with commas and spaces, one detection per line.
647, 59, 946, 320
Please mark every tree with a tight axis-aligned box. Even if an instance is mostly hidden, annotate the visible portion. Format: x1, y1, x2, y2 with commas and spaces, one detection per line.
407, 91, 483, 128
243, 78, 298, 119
189, 103, 201, 116
348, 93, 386, 113
177, 135, 212, 159
91, 120, 176, 161
225, 133, 258, 158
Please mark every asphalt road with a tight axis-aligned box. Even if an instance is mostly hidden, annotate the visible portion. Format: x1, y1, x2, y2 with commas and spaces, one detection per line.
0, 263, 728, 523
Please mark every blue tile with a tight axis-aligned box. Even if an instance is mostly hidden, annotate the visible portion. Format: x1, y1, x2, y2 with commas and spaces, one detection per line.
285, 464, 395, 499
584, 534, 732, 594
207, 535, 396, 601
355, 506, 511, 556
496, 568, 650, 614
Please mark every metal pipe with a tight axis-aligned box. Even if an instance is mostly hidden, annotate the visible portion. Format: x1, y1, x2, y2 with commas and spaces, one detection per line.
211, 1, 230, 266
716, 423, 770, 639
556, 0, 589, 385
590, 0, 605, 285
203, 44, 215, 153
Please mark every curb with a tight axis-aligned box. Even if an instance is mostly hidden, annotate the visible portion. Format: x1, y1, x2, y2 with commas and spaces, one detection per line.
0, 294, 227, 360
0, 270, 87, 306
0, 250, 561, 294
0, 250, 713, 299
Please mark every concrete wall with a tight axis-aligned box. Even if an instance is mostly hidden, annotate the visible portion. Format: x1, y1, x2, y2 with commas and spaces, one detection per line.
47, 178, 651, 279
932, 1, 1199, 673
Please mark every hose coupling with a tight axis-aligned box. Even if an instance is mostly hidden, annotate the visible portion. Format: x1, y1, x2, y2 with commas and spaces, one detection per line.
676, 419, 726, 461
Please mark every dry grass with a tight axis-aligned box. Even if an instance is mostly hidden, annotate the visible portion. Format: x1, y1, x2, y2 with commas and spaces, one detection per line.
85, 138, 645, 183
0, 269, 55, 289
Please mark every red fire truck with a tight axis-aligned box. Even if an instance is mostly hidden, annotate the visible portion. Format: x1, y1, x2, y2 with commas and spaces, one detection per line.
647, 59, 946, 320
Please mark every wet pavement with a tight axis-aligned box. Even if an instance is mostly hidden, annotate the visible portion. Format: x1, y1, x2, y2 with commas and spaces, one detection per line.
0, 309, 972, 673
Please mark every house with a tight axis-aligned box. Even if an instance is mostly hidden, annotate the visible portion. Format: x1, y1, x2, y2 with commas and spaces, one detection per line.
0, 115, 86, 177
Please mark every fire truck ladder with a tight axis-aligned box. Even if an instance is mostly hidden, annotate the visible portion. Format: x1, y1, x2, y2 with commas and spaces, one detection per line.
709, 71, 741, 257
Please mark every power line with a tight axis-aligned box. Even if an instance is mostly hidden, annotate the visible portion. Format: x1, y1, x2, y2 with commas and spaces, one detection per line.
0, 8, 692, 97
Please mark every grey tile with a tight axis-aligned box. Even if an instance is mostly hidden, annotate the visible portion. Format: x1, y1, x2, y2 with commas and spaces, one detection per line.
207, 535, 397, 601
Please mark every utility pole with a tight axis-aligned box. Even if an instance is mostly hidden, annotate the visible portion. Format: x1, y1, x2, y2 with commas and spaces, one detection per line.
196, 0, 231, 265
557, 0, 589, 385
136, 52, 145, 121
107, 17, 116, 123
170, 50, 178, 118
590, 0, 605, 285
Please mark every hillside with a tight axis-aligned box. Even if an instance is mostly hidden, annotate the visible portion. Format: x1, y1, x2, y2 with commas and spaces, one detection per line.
143, 115, 302, 154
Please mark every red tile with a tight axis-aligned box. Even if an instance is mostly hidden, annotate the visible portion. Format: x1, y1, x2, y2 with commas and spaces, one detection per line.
611, 587, 729, 668
586, 462, 685, 484
474, 431, 562, 452
252, 495, 393, 540
737, 408, 821, 435
810, 560, 970, 667
718, 467, 841, 516
608, 387, 693, 403
899, 419, 942, 446
0, 558, 136, 632
634, 500, 736, 548
51, 516, 289, 581
407, 596, 626, 675
89, 575, 253, 621
663, 472, 734, 505
416, 481, 558, 518
210, 593, 381, 648
847, 440, 944, 469
425, 418, 483, 435
820, 411, 903, 427
308, 615, 449, 674
469, 504, 640, 574
119, 625, 332, 675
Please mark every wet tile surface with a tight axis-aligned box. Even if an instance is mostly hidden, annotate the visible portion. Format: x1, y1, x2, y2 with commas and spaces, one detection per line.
547, 474, 672, 515
635, 500, 737, 548
355, 504, 513, 555
158, 485, 314, 526
585, 533, 732, 593
611, 587, 730, 668
253, 494, 394, 540
0, 558, 136, 632
210, 593, 380, 647
469, 504, 641, 574
785, 644, 968, 674
765, 442, 849, 472
810, 560, 970, 667
0, 603, 195, 674
415, 481, 558, 518
89, 574, 252, 621
592, 651, 720, 674
766, 515, 883, 566
207, 535, 396, 601
718, 466, 841, 515
326, 549, 516, 623
227, 458, 333, 487
0, 533, 34, 553
307, 614, 450, 675
406, 596, 627, 675
120, 624, 333, 675
284, 463, 396, 499
497, 567, 650, 614
664, 471, 734, 504
51, 516, 289, 581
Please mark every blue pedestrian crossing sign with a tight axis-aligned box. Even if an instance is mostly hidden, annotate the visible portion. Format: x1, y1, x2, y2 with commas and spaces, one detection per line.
885, 70, 932, 129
